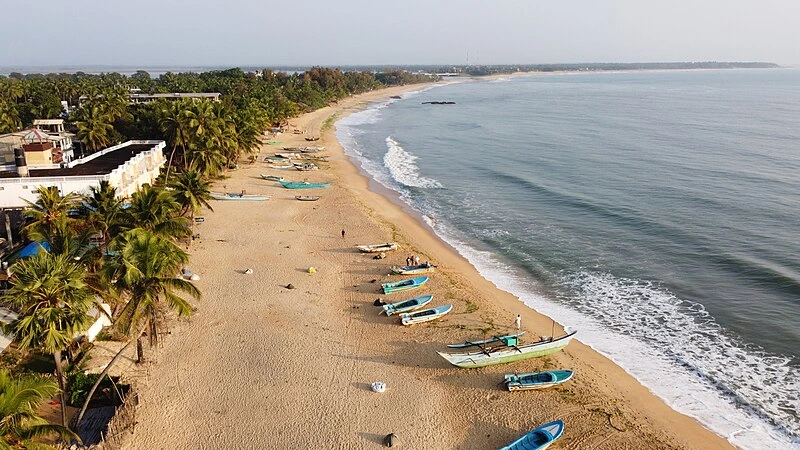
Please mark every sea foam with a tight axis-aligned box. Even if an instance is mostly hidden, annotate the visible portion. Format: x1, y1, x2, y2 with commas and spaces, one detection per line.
383, 137, 443, 189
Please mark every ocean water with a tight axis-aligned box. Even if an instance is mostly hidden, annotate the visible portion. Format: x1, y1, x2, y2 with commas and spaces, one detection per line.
336, 69, 800, 449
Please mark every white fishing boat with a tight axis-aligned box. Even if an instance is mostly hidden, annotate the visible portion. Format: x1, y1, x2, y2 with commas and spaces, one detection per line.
400, 304, 452, 326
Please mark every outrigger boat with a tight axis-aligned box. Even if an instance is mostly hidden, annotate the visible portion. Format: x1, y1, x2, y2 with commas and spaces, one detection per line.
437, 330, 577, 368
295, 196, 320, 201
356, 243, 399, 253
390, 263, 437, 275
381, 294, 433, 316
381, 276, 428, 294
503, 370, 574, 391
210, 192, 270, 201
446, 332, 526, 348
500, 420, 564, 450
260, 174, 285, 181
400, 304, 452, 326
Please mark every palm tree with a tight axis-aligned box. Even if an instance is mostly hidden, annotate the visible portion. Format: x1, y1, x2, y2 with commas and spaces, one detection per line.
22, 186, 79, 255
1, 252, 96, 426
75, 229, 200, 427
169, 169, 213, 218
118, 184, 190, 240
75, 105, 113, 152
0, 99, 21, 133
0, 369, 79, 448
158, 99, 194, 183
80, 180, 124, 252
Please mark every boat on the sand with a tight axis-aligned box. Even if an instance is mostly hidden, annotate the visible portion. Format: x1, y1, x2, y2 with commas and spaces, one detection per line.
279, 180, 332, 189
381, 294, 433, 316
260, 174, 285, 181
381, 276, 428, 294
210, 192, 270, 201
295, 196, 320, 201
400, 304, 452, 326
356, 243, 399, 253
500, 420, 564, 450
437, 330, 577, 368
390, 263, 436, 275
503, 370, 574, 391
446, 332, 526, 348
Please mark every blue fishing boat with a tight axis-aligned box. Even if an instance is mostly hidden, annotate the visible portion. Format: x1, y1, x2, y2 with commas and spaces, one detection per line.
390, 263, 437, 275
381, 294, 433, 316
503, 370, 574, 391
279, 180, 332, 189
381, 276, 428, 294
400, 304, 452, 326
500, 420, 564, 450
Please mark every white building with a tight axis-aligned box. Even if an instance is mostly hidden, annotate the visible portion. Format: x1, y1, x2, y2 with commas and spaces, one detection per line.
0, 140, 167, 209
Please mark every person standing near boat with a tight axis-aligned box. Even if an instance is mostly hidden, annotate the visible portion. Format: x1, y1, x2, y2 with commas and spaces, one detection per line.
515, 314, 521, 330
414, 255, 420, 266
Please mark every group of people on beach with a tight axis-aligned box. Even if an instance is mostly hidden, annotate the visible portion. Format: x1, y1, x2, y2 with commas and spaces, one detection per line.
406, 255, 420, 266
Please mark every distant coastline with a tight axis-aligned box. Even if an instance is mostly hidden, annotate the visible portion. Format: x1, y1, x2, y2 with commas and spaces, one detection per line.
0, 61, 780, 77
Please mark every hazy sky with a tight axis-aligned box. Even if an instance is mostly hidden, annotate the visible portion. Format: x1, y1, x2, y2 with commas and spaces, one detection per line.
2, 0, 798, 68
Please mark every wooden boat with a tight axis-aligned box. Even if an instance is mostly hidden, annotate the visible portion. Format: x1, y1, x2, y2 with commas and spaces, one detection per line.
279, 180, 332, 189
210, 192, 270, 201
295, 163, 318, 171
295, 196, 320, 201
260, 174, 284, 181
275, 152, 301, 159
305, 136, 320, 141
381, 294, 433, 316
299, 146, 325, 153
400, 304, 452, 326
268, 164, 295, 169
500, 420, 564, 450
437, 330, 577, 368
356, 243, 399, 253
447, 332, 527, 349
503, 370, 574, 391
390, 263, 436, 275
382, 276, 428, 294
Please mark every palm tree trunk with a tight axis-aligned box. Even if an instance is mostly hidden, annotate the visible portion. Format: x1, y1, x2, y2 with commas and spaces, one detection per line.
53, 349, 68, 426
73, 333, 139, 428
164, 144, 178, 184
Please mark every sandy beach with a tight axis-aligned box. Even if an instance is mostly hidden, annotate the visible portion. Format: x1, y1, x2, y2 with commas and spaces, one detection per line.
118, 82, 735, 449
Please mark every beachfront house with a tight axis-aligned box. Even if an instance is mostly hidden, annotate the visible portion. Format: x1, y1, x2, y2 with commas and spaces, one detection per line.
0, 140, 167, 245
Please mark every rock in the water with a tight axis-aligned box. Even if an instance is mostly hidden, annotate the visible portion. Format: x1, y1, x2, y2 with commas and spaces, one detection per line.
383, 433, 398, 447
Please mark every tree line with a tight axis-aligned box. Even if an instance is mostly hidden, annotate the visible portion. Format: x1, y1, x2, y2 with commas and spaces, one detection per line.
0, 66, 434, 447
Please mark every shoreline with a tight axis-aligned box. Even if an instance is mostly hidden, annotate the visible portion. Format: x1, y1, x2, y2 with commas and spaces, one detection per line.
121, 82, 735, 449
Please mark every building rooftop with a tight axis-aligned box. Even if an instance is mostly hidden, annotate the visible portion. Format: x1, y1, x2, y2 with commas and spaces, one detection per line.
33, 119, 64, 126
0, 143, 155, 179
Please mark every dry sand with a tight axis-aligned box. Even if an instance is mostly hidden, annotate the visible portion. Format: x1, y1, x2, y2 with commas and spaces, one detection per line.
120, 83, 735, 449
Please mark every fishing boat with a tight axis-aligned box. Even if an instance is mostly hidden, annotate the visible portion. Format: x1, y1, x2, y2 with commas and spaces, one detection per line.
305, 136, 320, 141
390, 263, 436, 275
299, 146, 325, 153
381, 294, 433, 316
446, 332, 527, 348
503, 370, 574, 391
295, 163, 318, 171
268, 164, 295, 170
500, 420, 564, 450
356, 243, 399, 253
437, 330, 577, 368
210, 192, 271, 201
400, 304, 452, 326
381, 276, 428, 294
279, 180, 332, 189
260, 174, 284, 181
275, 152, 301, 159
295, 196, 320, 201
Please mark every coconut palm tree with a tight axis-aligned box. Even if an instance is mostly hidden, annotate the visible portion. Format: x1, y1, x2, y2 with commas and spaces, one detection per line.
169, 169, 213, 218
0, 369, 79, 448
75, 105, 113, 153
158, 99, 194, 183
0, 99, 21, 133
1, 252, 96, 426
75, 229, 200, 427
117, 184, 190, 240
80, 180, 124, 251
22, 186, 80, 255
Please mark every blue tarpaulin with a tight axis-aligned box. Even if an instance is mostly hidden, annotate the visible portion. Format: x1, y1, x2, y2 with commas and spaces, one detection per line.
18, 241, 51, 258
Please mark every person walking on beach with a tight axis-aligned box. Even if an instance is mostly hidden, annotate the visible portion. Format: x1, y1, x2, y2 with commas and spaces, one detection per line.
341, 229, 345, 239
515, 314, 521, 330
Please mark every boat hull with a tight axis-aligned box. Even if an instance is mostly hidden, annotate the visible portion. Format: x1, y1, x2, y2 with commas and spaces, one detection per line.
280, 181, 331, 189
210, 193, 270, 201
400, 304, 452, 325
438, 331, 576, 368
504, 370, 574, 391
381, 276, 428, 294
382, 295, 433, 315
390, 264, 436, 275
500, 420, 564, 450
357, 243, 399, 253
